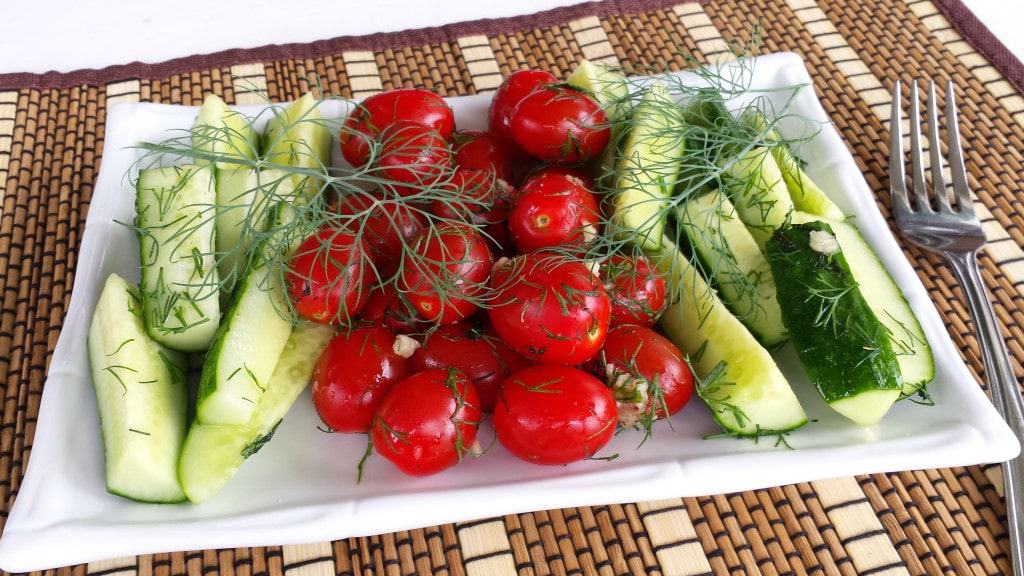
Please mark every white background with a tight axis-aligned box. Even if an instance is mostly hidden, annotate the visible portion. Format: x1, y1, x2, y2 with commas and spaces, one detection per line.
0, 0, 1019, 75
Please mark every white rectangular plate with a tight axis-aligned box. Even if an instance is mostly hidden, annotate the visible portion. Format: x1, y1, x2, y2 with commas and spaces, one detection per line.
0, 52, 1017, 572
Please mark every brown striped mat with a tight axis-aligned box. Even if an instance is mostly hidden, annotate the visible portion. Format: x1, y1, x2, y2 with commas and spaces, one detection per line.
2, 0, 1023, 574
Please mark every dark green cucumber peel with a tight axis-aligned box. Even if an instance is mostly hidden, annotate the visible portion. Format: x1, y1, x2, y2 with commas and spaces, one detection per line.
765, 222, 902, 426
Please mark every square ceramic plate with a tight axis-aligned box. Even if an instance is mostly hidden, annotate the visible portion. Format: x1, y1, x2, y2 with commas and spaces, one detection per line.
0, 52, 1017, 572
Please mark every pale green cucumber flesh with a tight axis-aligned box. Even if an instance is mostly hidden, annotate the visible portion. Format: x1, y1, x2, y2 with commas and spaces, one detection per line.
612, 83, 686, 251
566, 59, 631, 123
88, 273, 188, 503
192, 94, 257, 164
720, 147, 794, 248
654, 237, 807, 435
136, 165, 221, 352
262, 93, 332, 193
678, 190, 787, 346
196, 262, 293, 425
180, 324, 333, 503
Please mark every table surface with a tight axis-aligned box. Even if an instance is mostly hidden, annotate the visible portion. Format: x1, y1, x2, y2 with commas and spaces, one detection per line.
1, 0, 1020, 75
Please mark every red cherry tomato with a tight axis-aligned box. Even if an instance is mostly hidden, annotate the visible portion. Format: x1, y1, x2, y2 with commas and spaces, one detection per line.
601, 254, 667, 328
375, 121, 451, 196
600, 325, 694, 427
312, 327, 412, 433
400, 223, 493, 324
341, 88, 455, 167
488, 70, 557, 146
494, 365, 617, 465
508, 168, 600, 253
453, 130, 515, 181
335, 193, 428, 265
359, 285, 425, 333
287, 227, 368, 324
371, 369, 482, 476
521, 165, 596, 191
509, 86, 610, 164
430, 168, 512, 228
411, 321, 532, 412
488, 254, 610, 365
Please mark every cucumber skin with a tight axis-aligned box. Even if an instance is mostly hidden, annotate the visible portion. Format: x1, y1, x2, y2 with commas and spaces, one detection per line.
766, 223, 903, 406
88, 274, 188, 503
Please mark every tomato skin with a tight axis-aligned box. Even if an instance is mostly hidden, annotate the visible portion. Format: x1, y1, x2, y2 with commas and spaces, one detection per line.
341, 88, 455, 167
371, 369, 482, 476
488, 254, 611, 365
411, 321, 532, 412
312, 327, 411, 433
376, 121, 452, 197
453, 130, 515, 182
509, 86, 610, 164
508, 168, 600, 253
493, 365, 617, 465
400, 223, 493, 324
488, 70, 557, 146
287, 227, 369, 324
359, 285, 425, 333
601, 325, 694, 425
602, 255, 667, 328
335, 193, 428, 265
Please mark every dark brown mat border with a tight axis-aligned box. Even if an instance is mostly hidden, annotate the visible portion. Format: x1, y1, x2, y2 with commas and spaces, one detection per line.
933, 0, 1024, 93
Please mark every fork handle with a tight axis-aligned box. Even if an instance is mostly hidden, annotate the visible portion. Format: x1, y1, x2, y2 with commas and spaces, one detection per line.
948, 250, 1024, 575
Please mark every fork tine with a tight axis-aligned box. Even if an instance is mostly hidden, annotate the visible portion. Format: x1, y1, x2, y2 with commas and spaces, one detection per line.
945, 81, 974, 215
908, 80, 931, 211
926, 81, 952, 213
889, 81, 911, 215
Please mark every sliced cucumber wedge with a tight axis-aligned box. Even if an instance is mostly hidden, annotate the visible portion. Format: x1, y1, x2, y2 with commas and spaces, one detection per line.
263, 92, 332, 195
611, 83, 686, 251
195, 256, 294, 426
678, 190, 786, 346
654, 236, 807, 435
792, 213, 935, 397
766, 222, 903, 426
88, 273, 188, 503
719, 146, 794, 249
180, 324, 333, 503
192, 94, 256, 165
136, 164, 221, 352
215, 167, 295, 294
740, 109, 844, 221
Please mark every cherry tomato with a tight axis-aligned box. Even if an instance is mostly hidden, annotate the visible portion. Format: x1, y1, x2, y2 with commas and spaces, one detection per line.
341, 88, 455, 167
488, 254, 611, 365
494, 365, 617, 464
600, 325, 694, 427
335, 193, 428, 265
509, 86, 610, 164
508, 168, 600, 253
312, 327, 413, 433
453, 130, 515, 181
601, 254, 667, 328
521, 165, 596, 191
359, 285, 425, 333
371, 369, 482, 476
411, 321, 532, 412
400, 223, 493, 324
375, 121, 451, 196
430, 168, 512, 228
287, 227, 368, 324
488, 70, 557, 146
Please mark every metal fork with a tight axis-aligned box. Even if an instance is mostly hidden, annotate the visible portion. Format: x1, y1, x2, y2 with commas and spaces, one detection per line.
891, 80, 1024, 575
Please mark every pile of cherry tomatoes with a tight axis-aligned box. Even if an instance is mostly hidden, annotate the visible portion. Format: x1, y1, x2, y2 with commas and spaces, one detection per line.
285, 70, 694, 477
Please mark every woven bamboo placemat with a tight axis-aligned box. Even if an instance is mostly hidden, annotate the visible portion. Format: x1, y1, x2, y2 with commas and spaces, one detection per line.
2, 0, 1023, 573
